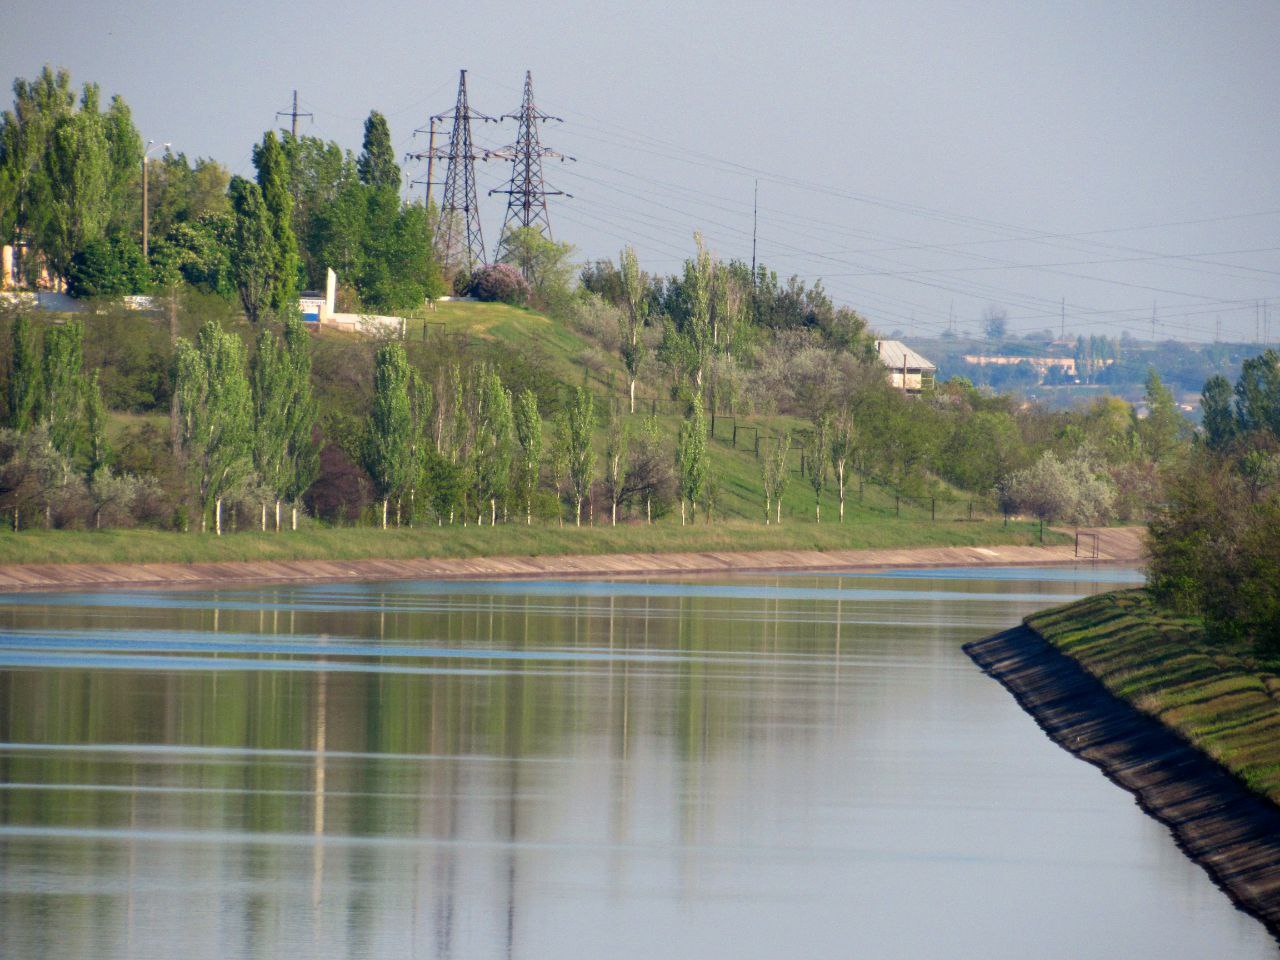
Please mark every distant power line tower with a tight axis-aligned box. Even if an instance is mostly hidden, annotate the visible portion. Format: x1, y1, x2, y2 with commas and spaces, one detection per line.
429, 70, 494, 273
490, 71, 574, 269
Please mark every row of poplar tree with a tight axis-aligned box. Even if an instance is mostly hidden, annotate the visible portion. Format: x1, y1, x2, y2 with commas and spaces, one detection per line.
140, 318, 724, 534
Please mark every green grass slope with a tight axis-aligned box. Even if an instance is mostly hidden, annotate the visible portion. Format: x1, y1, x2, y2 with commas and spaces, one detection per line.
1027, 591, 1280, 804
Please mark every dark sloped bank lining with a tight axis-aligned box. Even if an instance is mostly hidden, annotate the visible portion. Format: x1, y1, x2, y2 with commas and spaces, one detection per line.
964, 625, 1280, 939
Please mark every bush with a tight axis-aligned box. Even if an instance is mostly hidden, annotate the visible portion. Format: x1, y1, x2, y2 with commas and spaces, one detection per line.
468, 264, 530, 305
67, 234, 151, 299
998, 449, 1115, 524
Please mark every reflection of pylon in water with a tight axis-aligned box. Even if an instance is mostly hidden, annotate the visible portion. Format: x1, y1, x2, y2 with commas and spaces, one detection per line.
433, 70, 493, 272
490, 71, 574, 271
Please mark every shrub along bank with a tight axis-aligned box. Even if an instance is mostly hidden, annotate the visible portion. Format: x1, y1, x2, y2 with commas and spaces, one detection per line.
1026, 590, 1280, 804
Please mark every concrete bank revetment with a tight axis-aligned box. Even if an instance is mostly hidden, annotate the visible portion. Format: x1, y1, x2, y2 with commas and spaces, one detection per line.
0, 526, 1144, 592
966, 592, 1280, 937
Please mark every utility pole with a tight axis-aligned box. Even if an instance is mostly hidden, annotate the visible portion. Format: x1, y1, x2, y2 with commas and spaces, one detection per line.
406, 117, 440, 209
490, 70, 574, 271
276, 90, 312, 138
425, 70, 494, 273
141, 139, 169, 260
751, 179, 758, 278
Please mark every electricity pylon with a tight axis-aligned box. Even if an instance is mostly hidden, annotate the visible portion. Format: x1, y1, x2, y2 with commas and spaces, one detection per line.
417, 69, 493, 273
489, 71, 574, 270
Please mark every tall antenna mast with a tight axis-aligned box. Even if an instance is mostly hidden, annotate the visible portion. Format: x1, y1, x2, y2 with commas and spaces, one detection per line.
490, 71, 574, 271
431, 70, 494, 273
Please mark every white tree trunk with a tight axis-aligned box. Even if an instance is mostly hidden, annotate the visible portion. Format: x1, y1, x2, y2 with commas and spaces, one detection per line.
776, 499, 781, 525
215, 498, 223, 536
629, 377, 636, 414
611, 500, 617, 526
275, 500, 281, 532
260, 503, 267, 531
381, 499, 388, 530
816, 501, 821, 524
765, 497, 770, 525
680, 500, 686, 526
575, 496, 582, 527
646, 497, 651, 525
291, 506, 298, 531
491, 498, 496, 526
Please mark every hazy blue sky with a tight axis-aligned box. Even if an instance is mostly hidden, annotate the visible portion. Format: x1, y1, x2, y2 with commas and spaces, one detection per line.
7, 1, 1280, 341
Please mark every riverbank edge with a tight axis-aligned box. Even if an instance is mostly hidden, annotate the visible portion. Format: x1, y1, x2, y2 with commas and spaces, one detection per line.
965, 622, 1280, 939
0, 527, 1144, 592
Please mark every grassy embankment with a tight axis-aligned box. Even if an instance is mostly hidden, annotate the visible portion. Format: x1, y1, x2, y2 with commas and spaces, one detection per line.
44, 300, 1061, 567
0, 517, 1055, 566
1027, 591, 1280, 804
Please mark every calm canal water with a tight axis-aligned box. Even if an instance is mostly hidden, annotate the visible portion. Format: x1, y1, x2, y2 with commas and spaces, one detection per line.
0, 567, 1273, 959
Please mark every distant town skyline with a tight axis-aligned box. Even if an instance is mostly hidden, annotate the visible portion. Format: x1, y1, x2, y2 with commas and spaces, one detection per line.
6, 0, 1280, 342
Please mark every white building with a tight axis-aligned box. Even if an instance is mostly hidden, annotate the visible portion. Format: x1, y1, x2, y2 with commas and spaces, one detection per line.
875, 340, 936, 393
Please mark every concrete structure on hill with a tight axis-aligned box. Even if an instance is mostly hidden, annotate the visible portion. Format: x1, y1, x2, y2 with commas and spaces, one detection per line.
302, 267, 408, 336
963, 354, 1082, 377
875, 340, 936, 393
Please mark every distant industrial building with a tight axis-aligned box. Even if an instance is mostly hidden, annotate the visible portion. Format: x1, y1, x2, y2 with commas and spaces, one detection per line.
875, 340, 936, 393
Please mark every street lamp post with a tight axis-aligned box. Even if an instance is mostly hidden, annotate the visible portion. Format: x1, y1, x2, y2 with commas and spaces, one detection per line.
142, 139, 171, 260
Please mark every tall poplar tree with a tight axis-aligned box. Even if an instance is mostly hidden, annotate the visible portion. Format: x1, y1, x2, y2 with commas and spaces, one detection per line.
253, 130, 299, 313
356, 111, 401, 190
805, 415, 830, 523
364, 342, 413, 528
619, 245, 648, 412
41, 317, 86, 457
605, 415, 629, 525
176, 320, 254, 534
280, 315, 318, 528
1200, 375, 1237, 452
229, 176, 276, 324
513, 389, 543, 525
564, 386, 596, 526
251, 326, 289, 529
474, 371, 514, 525
676, 393, 709, 525
8, 314, 42, 430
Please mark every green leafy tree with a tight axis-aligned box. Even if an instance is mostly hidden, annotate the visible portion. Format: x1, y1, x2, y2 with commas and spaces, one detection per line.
1235, 349, 1280, 439
619, 245, 648, 412
251, 326, 289, 529
830, 411, 857, 522
67, 233, 149, 297
805, 415, 830, 522
229, 176, 276, 323
175, 320, 254, 534
364, 342, 414, 528
280, 315, 318, 528
605, 414, 629, 525
83, 369, 110, 480
1200, 374, 1237, 452
8, 314, 43, 430
676, 392, 709, 525
474, 371, 514, 525
564, 385, 596, 526
513, 389, 543, 525
0, 67, 78, 253
763, 432, 792, 525
1136, 368, 1187, 462
496, 225, 575, 303
0, 69, 140, 282
356, 110, 401, 190
252, 130, 299, 313
41, 317, 86, 457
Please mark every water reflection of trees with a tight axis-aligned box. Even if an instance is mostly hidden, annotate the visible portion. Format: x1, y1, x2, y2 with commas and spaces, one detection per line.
0, 579, 921, 958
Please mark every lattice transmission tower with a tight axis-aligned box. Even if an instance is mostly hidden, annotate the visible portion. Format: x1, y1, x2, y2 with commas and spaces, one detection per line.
416, 69, 493, 273
490, 71, 574, 269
